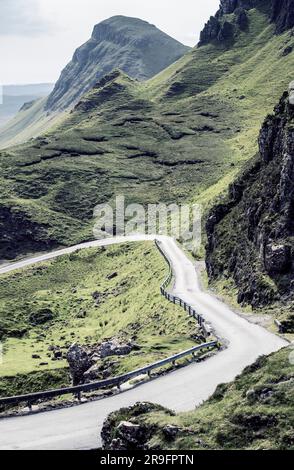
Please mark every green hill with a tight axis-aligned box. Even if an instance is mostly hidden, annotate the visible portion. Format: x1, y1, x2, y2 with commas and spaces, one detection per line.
46, 16, 190, 112
0, 16, 189, 149
0, 1, 293, 259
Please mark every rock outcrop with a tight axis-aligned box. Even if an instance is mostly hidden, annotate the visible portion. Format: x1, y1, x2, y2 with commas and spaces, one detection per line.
206, 86, 294, 321
101, 402, 172, 450
66, 344, 94, 386
66, 339, 138, 385
199, 0, 294, 46
45, 16, 189, 111
271, 0, 294, 33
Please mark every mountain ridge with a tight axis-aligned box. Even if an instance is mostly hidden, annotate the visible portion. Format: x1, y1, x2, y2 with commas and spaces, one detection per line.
45, 15, 189, 112
0, 1, 293, 259
199, 0, 294, 45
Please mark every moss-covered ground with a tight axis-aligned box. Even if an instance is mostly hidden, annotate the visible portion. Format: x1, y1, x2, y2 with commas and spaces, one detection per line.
0, 242, 199, 396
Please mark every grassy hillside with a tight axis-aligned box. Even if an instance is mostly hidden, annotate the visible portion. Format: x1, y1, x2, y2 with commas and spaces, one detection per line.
102, 346, 294, 450
0, 16, 189, 149
0, 242, 201, 397
0, 4, 293, 259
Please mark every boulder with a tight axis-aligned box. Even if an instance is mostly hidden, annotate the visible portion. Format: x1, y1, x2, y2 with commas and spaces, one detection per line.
99, 339, 135, 358
53, 349, 63, 360
107, 272, 118, 280
282, 46, 293, 56
162, 425, 181, 440
66, 343, 94, 385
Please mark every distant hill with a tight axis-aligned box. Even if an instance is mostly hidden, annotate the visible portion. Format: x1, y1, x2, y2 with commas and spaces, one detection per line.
46, 16, 190, 111
0, 83, 54, 128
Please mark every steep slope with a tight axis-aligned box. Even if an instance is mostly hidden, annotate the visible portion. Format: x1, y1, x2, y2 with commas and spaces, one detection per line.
206, 86, 294, 331
0, 16, 189, 149
101, 347, 294, 450
0, 1, 293, 259
46, 16, 190, 112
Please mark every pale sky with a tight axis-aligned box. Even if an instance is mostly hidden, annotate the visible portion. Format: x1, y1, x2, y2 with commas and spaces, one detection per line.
0, 0, 220, 85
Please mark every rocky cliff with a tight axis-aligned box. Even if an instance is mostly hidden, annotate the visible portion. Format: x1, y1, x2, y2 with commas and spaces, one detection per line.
206, 84, 294, 329
199, 0, 294, 46
46, 16, 189, 111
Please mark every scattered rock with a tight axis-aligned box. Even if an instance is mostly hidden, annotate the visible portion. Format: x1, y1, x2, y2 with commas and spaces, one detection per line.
282, 45, 293, 56
107, 272, 118, 280
32, 354, 41, 359
92, 291, 100, 301
53, 349, 63, 360
77, 309, 87, 318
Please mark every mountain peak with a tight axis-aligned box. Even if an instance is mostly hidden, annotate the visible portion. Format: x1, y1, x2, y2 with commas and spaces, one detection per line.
45, 16, 189, 112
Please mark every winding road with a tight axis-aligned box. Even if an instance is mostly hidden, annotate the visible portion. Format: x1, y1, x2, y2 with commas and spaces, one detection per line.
0, 235, 287, 450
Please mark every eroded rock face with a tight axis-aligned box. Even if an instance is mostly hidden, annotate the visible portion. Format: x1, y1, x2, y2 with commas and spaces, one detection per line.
206, 87, 294, 309
265, 244, 292, 275
271, 0, 294, 33
220, 0, 255, 14
199, 0, 294, 46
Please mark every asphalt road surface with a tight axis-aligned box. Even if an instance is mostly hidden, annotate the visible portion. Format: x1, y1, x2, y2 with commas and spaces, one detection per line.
0, 236, 287, 449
